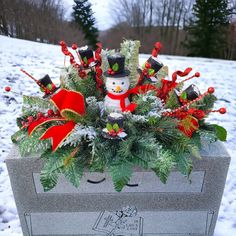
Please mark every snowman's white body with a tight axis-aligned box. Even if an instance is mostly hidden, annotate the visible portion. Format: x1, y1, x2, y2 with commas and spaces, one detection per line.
104, 96, 130, 113
104, 76, 130, 113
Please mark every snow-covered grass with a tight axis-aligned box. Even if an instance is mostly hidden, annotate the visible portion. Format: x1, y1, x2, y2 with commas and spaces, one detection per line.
0, 35, 235, 235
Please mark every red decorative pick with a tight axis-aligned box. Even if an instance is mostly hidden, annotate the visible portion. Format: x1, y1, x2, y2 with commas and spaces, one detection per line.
5, 86, 11, 92
4, 86, 22, 96
59, 41, 66, 46
152, 42, 162, 57
208, 87, 215, 94
163, 87, 216, 117
219, 107, 226, 114
72, 44, 78, 50
207, 107, 227, 115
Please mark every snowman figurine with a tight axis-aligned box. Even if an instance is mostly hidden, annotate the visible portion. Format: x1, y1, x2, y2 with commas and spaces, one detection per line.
104, 53, 132, 113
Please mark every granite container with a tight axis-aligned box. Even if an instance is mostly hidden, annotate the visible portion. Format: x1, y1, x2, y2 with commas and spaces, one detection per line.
6, 141, 230, 236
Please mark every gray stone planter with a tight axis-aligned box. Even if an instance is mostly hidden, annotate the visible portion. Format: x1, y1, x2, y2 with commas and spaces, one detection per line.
6, 141, 230, 236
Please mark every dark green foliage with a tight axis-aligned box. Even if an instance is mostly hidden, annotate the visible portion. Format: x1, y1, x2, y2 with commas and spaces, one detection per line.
40, 147, 83, 191
198, 122, 227, 142
109, 162, 133, 192
72, 0, 98, 48
175, 153, 193, 177
148, 117, 179, 144
165, 90, 180, 109
193, 94, 217, 112
185, 0, 231, 58
213, 124, 227, 141
61, 68, 100, 98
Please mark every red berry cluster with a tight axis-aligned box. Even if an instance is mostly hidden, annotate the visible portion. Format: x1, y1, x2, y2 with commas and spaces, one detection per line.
108, 128, 124, 137
21, 110, 60, 129
142, 62, 154, 77
107, 68, 116, 75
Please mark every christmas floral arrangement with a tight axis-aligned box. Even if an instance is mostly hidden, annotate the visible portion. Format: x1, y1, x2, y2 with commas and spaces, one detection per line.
8, 40, 227, 192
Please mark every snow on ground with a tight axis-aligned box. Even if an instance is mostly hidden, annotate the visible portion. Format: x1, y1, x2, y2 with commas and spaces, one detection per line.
0, 35, 235, 235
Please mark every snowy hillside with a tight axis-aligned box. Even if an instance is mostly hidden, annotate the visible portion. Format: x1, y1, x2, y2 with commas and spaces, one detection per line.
0, 35, 236, 236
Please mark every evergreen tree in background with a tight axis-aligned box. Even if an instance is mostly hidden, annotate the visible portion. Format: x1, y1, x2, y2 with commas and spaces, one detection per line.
185, 0, 231, 58
72, 0, 98, 48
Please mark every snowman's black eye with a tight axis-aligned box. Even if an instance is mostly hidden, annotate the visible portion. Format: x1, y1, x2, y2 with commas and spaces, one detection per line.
113, 82, 115, 85
121, 82, 124, 85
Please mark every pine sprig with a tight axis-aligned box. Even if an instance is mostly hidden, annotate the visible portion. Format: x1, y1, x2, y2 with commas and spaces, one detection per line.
18, 129, 51, 157
40, 147, 83, 191
152, 149, 175, 184
109, 161, 133, 192
22, 95, 55, 116
120, 39, 140, 87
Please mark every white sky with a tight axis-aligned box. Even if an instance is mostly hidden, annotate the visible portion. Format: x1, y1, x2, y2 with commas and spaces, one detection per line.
63, 0, 113, 30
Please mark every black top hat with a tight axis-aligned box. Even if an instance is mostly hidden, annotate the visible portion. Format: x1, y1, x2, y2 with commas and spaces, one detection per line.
146, 56, 163, 75
78, 47, 96, 68
38, 74, 59, 97
183, 84, 200, 101
104, 53, 130, 78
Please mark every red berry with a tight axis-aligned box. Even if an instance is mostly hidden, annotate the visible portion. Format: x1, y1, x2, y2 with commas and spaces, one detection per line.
37, 112, 43, 119
219, 108, 226, 114
59, 41, 66, 46
208, 87, 215, 94
5, 86, 11, 92
27, 116, 34, 123
155, 42, 162, 50
55, 110, 61, 116
111, 71, 115, 75
145, 62, 151, 69
195, 72, 200, 77
47, 109, 54, 116
72, 44, 78, 50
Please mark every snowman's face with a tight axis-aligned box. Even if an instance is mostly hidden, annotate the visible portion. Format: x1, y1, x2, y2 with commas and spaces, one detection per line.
106, 76, 130, 95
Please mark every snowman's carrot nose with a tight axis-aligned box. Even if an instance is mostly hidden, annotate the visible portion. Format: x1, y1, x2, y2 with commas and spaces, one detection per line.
115, 86, 121, 92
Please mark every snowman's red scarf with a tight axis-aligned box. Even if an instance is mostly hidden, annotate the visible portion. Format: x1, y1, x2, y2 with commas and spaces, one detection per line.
107, 84, 159, 112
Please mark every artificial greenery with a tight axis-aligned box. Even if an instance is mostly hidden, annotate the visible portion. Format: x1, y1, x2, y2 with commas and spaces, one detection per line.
12, 40, 227, 192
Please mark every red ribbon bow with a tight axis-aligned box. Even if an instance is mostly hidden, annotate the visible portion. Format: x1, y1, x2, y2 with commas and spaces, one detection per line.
28, 89, 85, 151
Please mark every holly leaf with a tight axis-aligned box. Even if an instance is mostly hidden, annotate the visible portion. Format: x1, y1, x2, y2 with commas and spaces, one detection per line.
148, 68, 155, 75
180, 91, 187, 100
112, 63, 119, 72
213, 124, 227, 141
47, 84, 52, 90
106, 123, 113, 132
83, 57, 88, 64
113, 123, 119, 132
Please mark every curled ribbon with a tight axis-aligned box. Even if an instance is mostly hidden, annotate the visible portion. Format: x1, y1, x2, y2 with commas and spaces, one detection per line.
160, 67, 192, 101
28, 89, 85, 151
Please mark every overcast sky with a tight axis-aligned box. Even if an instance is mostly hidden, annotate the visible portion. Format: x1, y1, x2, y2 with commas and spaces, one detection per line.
64, 0, 113, 30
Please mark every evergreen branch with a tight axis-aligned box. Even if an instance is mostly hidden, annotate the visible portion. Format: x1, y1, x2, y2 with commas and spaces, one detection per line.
22, 95, 55, 116
109, 161, 133, 192
19, 129, 51, 157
